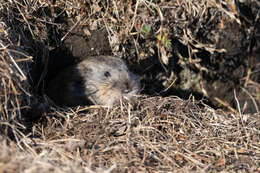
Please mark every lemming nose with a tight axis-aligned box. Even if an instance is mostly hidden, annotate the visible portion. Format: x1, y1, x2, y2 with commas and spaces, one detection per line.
124, 89, 130, 93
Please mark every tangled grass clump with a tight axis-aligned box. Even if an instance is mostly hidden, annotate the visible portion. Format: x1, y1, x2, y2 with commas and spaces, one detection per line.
0, 3, 33, 140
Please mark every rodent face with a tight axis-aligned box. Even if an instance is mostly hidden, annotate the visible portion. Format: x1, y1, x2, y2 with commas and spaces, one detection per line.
78, 56, 140, 107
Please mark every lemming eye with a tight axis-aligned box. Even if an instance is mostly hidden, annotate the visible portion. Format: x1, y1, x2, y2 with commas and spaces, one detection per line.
104, 71, 111, 78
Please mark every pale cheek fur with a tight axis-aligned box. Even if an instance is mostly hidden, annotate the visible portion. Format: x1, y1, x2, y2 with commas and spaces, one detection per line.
95, 85, 122, 106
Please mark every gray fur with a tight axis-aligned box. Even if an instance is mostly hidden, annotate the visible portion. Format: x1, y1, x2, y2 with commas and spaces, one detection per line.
46, 56, 140, 107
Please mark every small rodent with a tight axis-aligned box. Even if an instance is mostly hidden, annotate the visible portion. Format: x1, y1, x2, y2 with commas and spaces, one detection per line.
46, 56, 140, 107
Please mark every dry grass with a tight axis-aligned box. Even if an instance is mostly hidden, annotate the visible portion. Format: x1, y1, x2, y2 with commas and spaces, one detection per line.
0, 0, 33, 142
1, 96, 260, 172
0, 0, 259, 172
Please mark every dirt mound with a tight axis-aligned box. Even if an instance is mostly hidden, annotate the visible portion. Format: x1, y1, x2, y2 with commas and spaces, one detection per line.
1, 96, 260, 172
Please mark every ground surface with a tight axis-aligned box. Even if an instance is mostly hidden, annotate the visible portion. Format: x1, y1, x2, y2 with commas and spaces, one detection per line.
0, 0, 259, 172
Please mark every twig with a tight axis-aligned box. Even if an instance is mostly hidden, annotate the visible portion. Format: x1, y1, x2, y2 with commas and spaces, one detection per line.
61, 14, 85, 41
240, 87, 259, 113
233, 89, 242, 116
0, 42, 27, 81
214, 97, 238, 114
